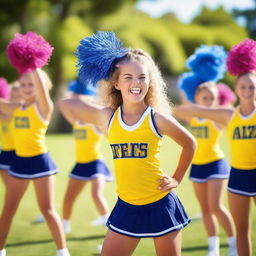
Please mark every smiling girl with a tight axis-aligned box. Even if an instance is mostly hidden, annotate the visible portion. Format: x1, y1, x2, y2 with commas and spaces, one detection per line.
0, 32, 70, 256
59, 31, 196, 256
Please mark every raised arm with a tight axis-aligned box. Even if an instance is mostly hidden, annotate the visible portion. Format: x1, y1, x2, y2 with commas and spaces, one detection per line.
172, 104, 192, 124
155, 113, 197, 191
173, 104, 234, 127
28, 69, 53, 121
58, 97, 114, 135
0, 98, 20, 116
0, 111, 11, 122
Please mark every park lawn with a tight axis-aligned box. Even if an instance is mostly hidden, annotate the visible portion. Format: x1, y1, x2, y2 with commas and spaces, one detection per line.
0, 133, 255, 256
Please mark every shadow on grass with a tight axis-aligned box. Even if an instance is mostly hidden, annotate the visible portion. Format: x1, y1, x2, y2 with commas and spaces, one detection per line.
6, 235, 105, 248
182, 243, 228, 252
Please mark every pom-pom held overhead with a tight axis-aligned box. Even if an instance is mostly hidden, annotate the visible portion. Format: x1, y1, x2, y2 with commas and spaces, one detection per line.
226, 39, 256, 76
179, 45, 227, 102
0, 78, 10, 99
186, 45, 227, 81
6, 32, 54, 74
178, 72, 205, 102
217, 83, 237, 106
68, 79, 96, 96
76, 31, 128, 86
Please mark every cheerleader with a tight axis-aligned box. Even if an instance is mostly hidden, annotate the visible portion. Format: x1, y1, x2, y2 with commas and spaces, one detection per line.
175, 39, 256, 256
59, 31, 196, 256
0, 81, 21, 185
0, 32, 70, 256
175, 45, 237, 256
59, 79, 112, 233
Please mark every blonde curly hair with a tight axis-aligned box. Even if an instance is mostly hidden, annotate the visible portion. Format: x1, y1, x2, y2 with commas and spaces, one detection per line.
99, 49, 171, 115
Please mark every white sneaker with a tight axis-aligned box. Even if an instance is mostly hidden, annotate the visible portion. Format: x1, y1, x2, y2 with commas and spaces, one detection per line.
56, 248, 70, 256
62, 220, 71, 234
97, 245, 102, 252
207, 250, 219, 256
34, 215, 45, 223
227, 247, 238, 256
0, 249, 6, 256
91, 214, 108, 226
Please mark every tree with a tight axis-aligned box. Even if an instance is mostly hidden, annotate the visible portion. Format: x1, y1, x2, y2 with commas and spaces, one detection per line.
233, 0, 256, 39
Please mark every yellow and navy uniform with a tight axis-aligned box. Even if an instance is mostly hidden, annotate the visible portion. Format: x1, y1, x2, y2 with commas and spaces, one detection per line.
73, 121, 103, 163
190, 117, 224, 164
12, 104, 48, 157
1, 121, 15, 151
107, 106, 168, 205
227, 107, 256, 170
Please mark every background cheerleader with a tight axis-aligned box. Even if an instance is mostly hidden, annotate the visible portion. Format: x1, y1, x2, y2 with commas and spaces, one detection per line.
0, 32, 70, 256
175, 39, 256, 256
59, 78, 112, 234
0, 80, 21, 185
174, 45, 237, 256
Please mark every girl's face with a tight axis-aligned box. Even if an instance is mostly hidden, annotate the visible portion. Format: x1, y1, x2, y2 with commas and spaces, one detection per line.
115, 61, 150, 105
9, 87, 22, 103
235, 74, 256, 102
195, 87, 217, 107
19, 74, 36, 101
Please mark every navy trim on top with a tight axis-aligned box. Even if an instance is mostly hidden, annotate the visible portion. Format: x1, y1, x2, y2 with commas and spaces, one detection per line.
150, 109, 162, 138
107, 110, 116, 129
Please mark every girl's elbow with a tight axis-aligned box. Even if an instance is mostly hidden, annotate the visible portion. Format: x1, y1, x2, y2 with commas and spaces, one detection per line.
188, 136, 197, 152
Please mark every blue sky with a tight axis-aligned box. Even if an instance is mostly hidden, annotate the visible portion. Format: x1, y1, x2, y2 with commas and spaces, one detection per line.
136, 0, 255, 24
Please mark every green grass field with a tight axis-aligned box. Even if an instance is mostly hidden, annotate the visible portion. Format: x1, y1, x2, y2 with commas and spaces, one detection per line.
0, 134, 255, 256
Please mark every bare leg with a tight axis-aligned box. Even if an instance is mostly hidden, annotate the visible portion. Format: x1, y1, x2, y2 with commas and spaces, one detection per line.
0, 171, 8, 187
33, 175, 66, 249
228, 192, 252, 256
154, 230, 182, 256
0, 176, 29, 249
91, 178, 109, 215
101, 230, 140, 256
193, 182, 218, 236
62, 178, 86, 220
208, 179, 235, 237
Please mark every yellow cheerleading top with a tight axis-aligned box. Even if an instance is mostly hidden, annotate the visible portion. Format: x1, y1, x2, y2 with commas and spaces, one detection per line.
107, 106, 168, 205
190, 117, 224, 165
73, 122, 103, 163
0, 121, 15, 151
227, 107, 256, 169
12, 104, 48, 157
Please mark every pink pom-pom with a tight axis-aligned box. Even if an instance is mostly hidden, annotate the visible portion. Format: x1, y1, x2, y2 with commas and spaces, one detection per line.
226, 39, 256, 76
217, 83, 237, 106
0, 78, 10, 99
6, 32, 54, 74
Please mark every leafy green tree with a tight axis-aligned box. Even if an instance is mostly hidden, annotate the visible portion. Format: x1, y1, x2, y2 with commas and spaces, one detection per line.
233, 0, 256, 39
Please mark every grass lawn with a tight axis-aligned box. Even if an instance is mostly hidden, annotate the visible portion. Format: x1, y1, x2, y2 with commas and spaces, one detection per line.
0, 133, 255, 256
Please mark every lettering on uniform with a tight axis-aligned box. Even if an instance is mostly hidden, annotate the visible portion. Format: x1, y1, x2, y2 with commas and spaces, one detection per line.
110, 143, 148, 159
233, 125, 256, 139
191, 126, 208, 138
14, 117, 30, 129
74, 129, 87, 140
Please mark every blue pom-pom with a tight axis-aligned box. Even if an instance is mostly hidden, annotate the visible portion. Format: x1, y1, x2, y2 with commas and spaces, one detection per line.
186, 45, 227, 82
76, 31, 128, 86
68, 79, 96, 96
178, 72, 205, 102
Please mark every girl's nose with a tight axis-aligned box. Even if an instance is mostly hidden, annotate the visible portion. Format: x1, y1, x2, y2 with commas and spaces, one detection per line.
132, 78, 140, 84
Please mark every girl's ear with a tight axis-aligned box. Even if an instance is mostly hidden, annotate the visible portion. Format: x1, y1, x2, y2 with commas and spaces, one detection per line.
114, 83, 120, 90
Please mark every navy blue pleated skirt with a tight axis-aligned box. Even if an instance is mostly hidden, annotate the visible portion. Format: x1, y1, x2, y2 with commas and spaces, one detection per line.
190, 159, 230, 183
69, 159, 113, 181
107, 191, 190, 238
